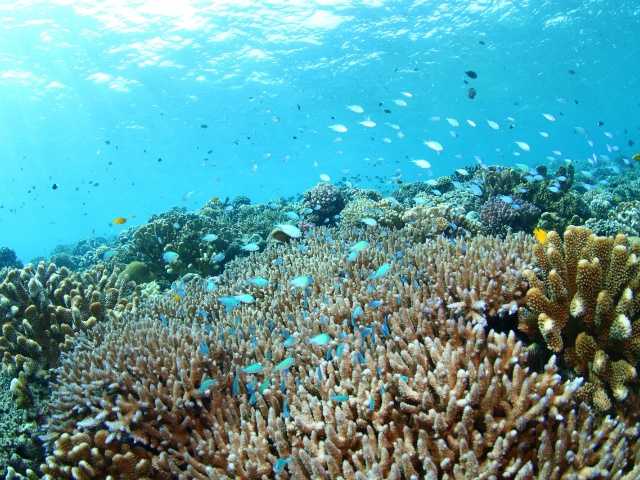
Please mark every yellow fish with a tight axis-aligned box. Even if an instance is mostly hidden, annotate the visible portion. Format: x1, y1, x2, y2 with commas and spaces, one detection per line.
172, 293, 182, 302
632, 153, 640, 162
112, 216, 127, 225
533, 227, 548, 244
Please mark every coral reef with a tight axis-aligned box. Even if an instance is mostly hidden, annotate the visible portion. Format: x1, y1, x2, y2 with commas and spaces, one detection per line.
519, 226, 640, 411
40, 227, 640, 478
340, 196, 404, 228
0, 262, 133, 394
479, 197, 540, 235
0, 248, 22, 270
302, 182, 345, 225
0, 371, 44, 479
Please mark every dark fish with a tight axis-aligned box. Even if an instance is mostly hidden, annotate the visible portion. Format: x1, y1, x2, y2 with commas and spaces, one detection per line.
467, 87, 477, 99
568, 69, 576, 75
479, 40, 486, 45
465, 70, 478, 79
52, 183, 58, 190
105, 140, 111, 145
200, 124, 208, 128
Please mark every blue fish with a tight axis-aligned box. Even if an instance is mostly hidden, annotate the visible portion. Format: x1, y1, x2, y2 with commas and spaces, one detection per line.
242, 362, 264, 374
498, 195, 513, 204
309, 333, 331, 346
159, 314, 168, 328
247, 277, 269, 288
205, 277, 217, 292
162, 251, 179, 264
234, 293, 255, 304
218, 296, 241, 309
369, 300, 383, 308
351, 305, 364, 321
347, 250, 359, 262
275, 357, 295, 371
274, 457, 290, 474
198, 376, 217, 395
202, 233, 218, 242
241, 242, 260, 252
290, 275, 313, 288
349, 240, 369, 253
330, 393, 349, 402
198, 340, 209, 356
210, 252, 225, 263
282, 398, 290, 418
369, 263, 391, 280
368, 397, 375, 411
361, 217, 377, 226
283, 336, 296, 348
285, 211, 300, 221
381, 319, 390, 337
259, 378, 271, 394
336, 343, 346, 358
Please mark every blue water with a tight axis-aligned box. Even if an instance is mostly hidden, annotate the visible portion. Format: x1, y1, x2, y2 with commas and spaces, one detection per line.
1, 1, 638, 261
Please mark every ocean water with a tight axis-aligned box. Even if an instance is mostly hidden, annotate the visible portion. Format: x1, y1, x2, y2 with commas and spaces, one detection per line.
2, 3, 640, 478
1, 0, 638, 261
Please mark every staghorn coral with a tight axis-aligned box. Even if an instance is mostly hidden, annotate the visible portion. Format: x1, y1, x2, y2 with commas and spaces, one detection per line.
585, 200, 640, 237
519, 226, 640, 411
0, 262, 133, 388
41, 226, 640, 478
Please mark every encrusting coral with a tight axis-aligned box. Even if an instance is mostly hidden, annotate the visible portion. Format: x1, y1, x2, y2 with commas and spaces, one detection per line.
0, 262, 134, 405
519, 225, 640, 411
39, 226, 640, 479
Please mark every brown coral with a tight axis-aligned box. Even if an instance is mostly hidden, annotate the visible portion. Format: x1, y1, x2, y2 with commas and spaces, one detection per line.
519, 225, 640, 410
40, 227, 640, 478
0, 262, 133, 396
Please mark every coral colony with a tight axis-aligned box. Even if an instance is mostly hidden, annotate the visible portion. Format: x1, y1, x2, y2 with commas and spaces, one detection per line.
3, 161, 640, 478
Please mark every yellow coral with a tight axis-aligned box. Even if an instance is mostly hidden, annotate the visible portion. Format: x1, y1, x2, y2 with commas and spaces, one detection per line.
520, 226, 640, 410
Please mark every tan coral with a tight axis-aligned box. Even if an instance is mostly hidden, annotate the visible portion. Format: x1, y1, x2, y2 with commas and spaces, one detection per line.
41, 227, 640, 478
519, 225, 640, 410
0, 262, 135, 402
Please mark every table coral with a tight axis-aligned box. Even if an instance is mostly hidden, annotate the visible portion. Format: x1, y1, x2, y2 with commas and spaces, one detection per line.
519, 225, 640, 411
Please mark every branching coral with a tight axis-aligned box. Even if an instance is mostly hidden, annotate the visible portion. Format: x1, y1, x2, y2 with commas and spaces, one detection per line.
519, 226, 640, 411
40, 228, 637, 479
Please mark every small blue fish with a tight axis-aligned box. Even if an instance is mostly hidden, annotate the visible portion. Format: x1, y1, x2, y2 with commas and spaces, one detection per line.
290, 275, 313, 288
369, 300, 383, 308
102, 249, 116, 260
368, 396, 375, 411
242, 362, 264, 374
198, 340, 209, 356
468, 183, 483, 196
210, 252, 225, 263
205, 277, 217, 292
159, 314, 168, 328
399, 375, 409, 383
347, 251, 359, 262
330, 393, 349, 402
369, 263, 391, 280
259, 378, 271, 394
351, 305, 364, 321
241, 242, 260, 252
350, 240, 369, 253
498, 195, 513, 204
247, 277, 269, 288
336, 343, 346, 357
361, 217, 378, 226
162, 251, 179, 264
282, 398, 290, 418
218, 296, 241, 309
285, 211, 300, 221
309, 333, 331, 346
283, 336, 296, 348
198, 376, 217, 394
381, 319, 390, 337
275, 357, 295, 371
274, 457, 290, 474
202, 233, 218, 242
234, 293, 255, 304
